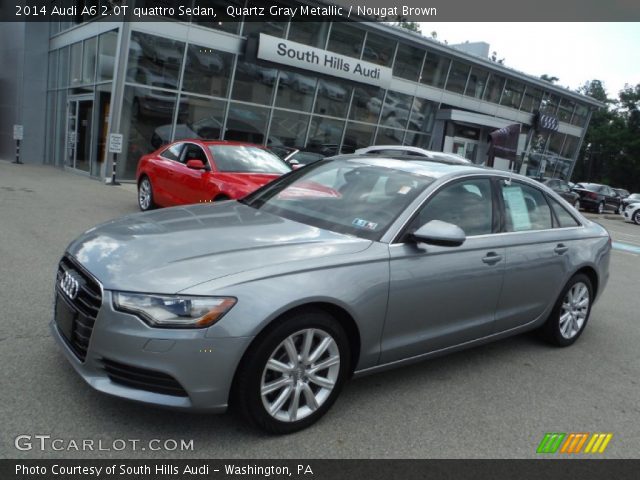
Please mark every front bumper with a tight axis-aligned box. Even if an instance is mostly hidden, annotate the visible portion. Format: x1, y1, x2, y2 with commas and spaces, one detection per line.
50, 290, 253, 412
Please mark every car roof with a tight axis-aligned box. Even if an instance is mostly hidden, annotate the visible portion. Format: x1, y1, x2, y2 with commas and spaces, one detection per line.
327, 155, 487, 179
172, 139, 267, 148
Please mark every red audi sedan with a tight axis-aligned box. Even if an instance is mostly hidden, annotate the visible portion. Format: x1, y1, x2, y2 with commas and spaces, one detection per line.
136, 140, 291, 211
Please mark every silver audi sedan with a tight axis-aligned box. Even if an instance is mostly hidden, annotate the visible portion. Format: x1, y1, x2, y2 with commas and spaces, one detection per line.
51, 157, 611, 433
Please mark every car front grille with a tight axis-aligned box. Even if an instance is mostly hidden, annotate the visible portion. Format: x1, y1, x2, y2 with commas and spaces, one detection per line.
101, 358, 189, 397
55, 255, 102, 361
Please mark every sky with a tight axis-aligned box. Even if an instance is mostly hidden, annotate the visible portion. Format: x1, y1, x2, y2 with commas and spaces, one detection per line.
417, 23, 640, 98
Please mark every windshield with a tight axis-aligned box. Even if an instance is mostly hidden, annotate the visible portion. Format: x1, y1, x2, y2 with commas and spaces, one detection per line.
242, 159, 435, 240
209, 145, 291, 174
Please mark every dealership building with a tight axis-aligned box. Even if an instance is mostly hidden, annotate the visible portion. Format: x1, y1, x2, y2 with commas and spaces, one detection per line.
1, 1, 603, 181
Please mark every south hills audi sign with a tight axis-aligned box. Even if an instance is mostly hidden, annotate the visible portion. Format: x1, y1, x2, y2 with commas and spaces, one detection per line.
257, 33, 392, 88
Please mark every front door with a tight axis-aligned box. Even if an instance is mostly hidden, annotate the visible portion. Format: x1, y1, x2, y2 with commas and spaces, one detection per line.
381, 178, 505, 363
65, 96, 94, 173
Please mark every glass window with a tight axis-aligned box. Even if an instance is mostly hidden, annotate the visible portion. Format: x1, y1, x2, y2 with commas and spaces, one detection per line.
288, 22, 329, 48
362, 32, 395, 67
58, 46, 69, 88
181, 143, 209, 164
379, 91, 413, 132
501, 79, 524, 109
464, 68, 488, 99
128, 31, 184, 87
307, 116, 345, 155
548, 196, 580, 227
182, 44, 232, 98
275, 70, 317, 112
225, 103, 270, 144
48, 50, 58, 90
315, 79, 352, 118
70, 42, 82, 86
243, 161, 434, 241
82, 36, 97, 84
326, 22, 365, 58
343, 122, 376, 152
232, 59, 276, 105
172, 95, 226, 143
561, 135, 579, 158
160, 143, 184, 161
209, 145, 290, 173
484, 74, 505, 103
393, 44, 424, 81
192, 0, 241, 34
350, 86, 383, 123
409, 179, 493, 236
540, 93, 559, 115
403, 132, 431, 148
120, 85, 178, 179
409, 98, 437, 134
269, 110, 310, 148
571, 104, 588, 127
547, 132, 565, 155
421, 52, 449, 89
501, 182, 553, 232
375, 127, 404, 145
98, 31, 117, 82
558, 98, 575, 122
520, 86, 543, 113
445, 61, 470, 95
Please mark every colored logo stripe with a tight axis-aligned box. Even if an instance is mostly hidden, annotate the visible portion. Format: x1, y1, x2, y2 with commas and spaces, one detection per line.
537, 433, 566, 453
537, 433, 613, 454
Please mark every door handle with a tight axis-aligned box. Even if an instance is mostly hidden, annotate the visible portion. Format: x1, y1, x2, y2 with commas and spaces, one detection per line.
482, 252, 503, 265
554, 243, 569, 255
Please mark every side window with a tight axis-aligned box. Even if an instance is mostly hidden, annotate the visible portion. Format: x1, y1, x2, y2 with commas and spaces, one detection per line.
181, 143, 208, 165
160, 143, 183, 161
501, 181, 553, 232
408, 178, 494, 236
548, 196, 580, 228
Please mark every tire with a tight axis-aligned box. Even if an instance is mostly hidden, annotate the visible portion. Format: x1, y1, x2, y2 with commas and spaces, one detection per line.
633, 210, 640, 225
597, 202, 604, 214
232, 309, 351, 434
539, 274, 593, 347
616, 204, 622, 215
137, 176, 156, 211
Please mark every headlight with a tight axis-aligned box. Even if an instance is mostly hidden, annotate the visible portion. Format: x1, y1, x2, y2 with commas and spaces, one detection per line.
113, 292, 236, 328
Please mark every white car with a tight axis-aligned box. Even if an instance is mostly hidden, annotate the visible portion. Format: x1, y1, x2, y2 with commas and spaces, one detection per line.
622, 202, 640, 225
354, 146, 472, 164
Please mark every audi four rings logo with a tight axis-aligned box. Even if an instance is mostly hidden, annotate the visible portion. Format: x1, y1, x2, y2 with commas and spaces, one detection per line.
60, 271, 80, 299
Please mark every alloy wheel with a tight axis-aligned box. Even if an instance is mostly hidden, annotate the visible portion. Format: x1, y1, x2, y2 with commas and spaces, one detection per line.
574, 199, 580, 210
597, 202, 604, 214
260, 328, 340, 423
138, 178, 151, 210
634, 211, 640, 225
559, 282, 590, 339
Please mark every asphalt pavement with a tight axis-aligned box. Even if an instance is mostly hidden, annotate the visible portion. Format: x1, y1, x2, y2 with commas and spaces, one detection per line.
1, 161, 639, 459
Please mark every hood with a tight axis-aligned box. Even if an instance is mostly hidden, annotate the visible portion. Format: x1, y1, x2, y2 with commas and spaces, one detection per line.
66, 202, 371, 293
213, 172, 283, 194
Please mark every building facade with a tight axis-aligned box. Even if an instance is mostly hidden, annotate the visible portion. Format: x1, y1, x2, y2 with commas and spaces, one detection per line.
1, 1, 603, 182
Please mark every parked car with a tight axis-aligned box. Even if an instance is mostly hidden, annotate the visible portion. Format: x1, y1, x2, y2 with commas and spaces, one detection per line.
538, 178, 580, 209
621, 193, 640, 210
355, 145, 472, 164
136, 140, 291, 210
623, 201, 640, 225
53, 156, 610, 434
613, 188, 630, 199
572, 183, 622, 214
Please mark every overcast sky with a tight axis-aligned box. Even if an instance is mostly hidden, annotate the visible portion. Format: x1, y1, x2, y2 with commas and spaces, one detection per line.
418, 23, 640, 98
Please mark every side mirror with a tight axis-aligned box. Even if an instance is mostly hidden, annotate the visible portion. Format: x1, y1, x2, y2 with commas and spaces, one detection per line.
186, 159, 206, 170
411, 220, 466, 247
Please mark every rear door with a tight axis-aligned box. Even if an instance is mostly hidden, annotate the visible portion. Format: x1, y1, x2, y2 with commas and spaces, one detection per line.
154, 143, 185, 205
493, 179, 574, 333
381, 177, 506, 362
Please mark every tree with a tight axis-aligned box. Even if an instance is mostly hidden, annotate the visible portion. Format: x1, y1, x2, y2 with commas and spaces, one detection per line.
540, 74, 560, 84
393, 19, 422, 33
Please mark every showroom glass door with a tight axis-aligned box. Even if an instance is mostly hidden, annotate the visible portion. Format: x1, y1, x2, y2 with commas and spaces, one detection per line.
452, 138, 479, 163
65, 96, 94, 173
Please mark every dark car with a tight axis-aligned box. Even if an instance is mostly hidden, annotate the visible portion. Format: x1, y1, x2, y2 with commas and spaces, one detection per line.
539, 178, 581, 209
621, 193, 640, 210
613, 188, 630, 199
572, 183, 622, 214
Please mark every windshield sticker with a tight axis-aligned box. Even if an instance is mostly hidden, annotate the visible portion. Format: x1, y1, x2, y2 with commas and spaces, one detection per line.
502, 186, 532, 231
398, 186, 412, 195
352, 218, 379, 230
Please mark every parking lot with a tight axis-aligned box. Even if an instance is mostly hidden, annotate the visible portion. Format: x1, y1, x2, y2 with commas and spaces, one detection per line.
1, 161, 639, 459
